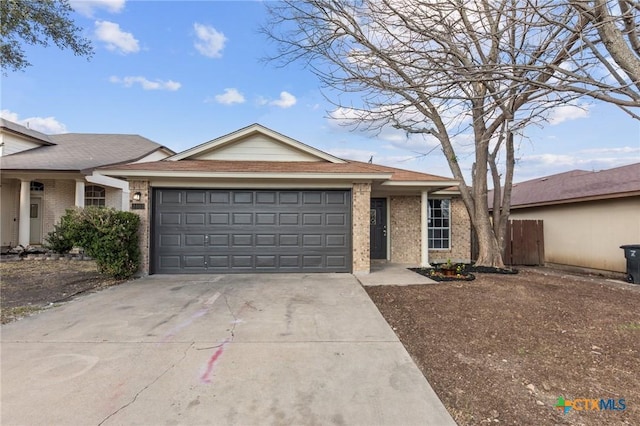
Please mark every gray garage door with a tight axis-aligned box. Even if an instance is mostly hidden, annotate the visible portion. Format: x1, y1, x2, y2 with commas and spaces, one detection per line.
152, 189, 352, 274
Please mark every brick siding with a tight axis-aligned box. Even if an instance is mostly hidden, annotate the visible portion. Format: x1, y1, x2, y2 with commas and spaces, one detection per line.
129, 180, 151, 275
352, 182, 371, 273
388, 195, 471, 265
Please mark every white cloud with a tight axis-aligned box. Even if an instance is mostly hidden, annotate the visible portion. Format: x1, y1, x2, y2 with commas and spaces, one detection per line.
579, 146, 640, 155
0, 110, 67, 134
269, 91, 297, 108
548, 102, 590, 125
70, 0, 125, 17
193, 23, 226, 58
95, 20, 139, 54
109, 76, 181, 91
213, 88, 245, 105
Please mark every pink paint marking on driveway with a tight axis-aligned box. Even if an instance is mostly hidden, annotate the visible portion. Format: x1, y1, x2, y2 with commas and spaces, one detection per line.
200, 338, 230, 384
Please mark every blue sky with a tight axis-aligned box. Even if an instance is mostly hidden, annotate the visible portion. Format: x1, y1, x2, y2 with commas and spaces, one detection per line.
2, 0, 639, 184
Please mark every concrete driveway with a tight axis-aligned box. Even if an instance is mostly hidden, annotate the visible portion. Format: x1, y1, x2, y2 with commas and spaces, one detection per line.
1, 273, 455, 426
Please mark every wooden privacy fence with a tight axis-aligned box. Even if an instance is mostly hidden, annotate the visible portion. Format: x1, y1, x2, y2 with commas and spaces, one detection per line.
471, 219, 545, 266
504, 220, 544, 266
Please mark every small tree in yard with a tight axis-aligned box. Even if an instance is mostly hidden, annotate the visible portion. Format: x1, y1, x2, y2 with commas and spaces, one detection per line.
48, 207, 141, 279
262, 0, 640, 268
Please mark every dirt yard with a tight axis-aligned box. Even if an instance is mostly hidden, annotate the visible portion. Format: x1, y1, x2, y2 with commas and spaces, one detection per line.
2, 261, 638, 424
367, 268, 640, 425
0, 259, 124, 324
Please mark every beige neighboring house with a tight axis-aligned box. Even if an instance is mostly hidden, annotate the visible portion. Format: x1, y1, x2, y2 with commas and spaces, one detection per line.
98, 124, 471, 275
0, 118, 174, 249
491, 163, 640, 275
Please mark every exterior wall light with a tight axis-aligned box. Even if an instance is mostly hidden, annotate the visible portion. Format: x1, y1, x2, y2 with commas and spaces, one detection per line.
132, 192, 142, 201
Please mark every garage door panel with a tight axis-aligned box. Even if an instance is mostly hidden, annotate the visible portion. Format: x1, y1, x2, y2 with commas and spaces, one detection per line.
303, 213, 322, 225
185, 213, 206, 225
153, 189, 351, 274
158, 255, 181, 269
256, 192, 276, 203
159, 234, 181, 247
279, 213, 299, 225
256, 234, 276, 246
186, 191, 206, 203
279, 192, 299, 204
159, 212, 181, 226
256, 213, 276, 225
326, 234, 347, 247
233, 192, 253, 204
184, 255, 206, 268
232, 213, 253, 225
209, 213, 229, 225
256, 255, 276, 267
326, 214, 346, 225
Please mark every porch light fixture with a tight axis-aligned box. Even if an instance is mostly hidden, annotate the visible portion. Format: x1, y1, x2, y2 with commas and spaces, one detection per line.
132, 192, 142, 201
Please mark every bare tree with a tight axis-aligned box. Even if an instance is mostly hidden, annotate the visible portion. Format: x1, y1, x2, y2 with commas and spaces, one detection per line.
570, 0, 640, 94
1, 0, 92, 73
263, 0, 639, 268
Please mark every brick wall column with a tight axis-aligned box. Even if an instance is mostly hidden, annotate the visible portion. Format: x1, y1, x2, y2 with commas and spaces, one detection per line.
129, 180, 150, 275
352, 182, 371, 274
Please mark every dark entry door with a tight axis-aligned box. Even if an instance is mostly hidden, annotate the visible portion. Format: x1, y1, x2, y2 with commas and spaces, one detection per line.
370, 198, 387, 259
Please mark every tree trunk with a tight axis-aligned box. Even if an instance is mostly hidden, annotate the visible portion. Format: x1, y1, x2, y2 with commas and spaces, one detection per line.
473, 201, 506, 268
470, 118, 507, 269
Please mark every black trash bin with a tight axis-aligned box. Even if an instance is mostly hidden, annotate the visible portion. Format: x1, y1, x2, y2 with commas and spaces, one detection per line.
620, 245, 640, 284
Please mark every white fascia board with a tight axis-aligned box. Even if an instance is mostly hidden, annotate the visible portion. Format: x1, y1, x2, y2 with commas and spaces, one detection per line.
169, 124, 346, 163
431, 189, 462, 196
381, 180, 459, 187
99, 170, 393, 180
86, 173, 129, 191
149, 180, 355, 189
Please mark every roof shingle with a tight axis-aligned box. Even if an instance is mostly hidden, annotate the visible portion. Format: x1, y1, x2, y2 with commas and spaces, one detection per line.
490, 162, 640, 208
100, 159, 454, 182
1, 133, 166, 171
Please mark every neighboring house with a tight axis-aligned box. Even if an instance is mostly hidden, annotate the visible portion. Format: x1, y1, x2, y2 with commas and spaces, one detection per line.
98, 124, 471, 275
0, 118, 174, 249
489, 163, 640, 275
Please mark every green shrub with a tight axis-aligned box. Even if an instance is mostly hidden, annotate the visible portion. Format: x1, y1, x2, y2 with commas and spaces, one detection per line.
44, 214, 75, 254
53, 207, 141, 279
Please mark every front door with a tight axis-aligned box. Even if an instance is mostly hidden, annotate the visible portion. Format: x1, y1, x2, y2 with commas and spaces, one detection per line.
370, 198, 387, 259
29, 198, 42, 244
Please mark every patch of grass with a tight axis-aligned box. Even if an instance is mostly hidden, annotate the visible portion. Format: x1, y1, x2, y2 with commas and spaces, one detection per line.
1, 305, 44, 324
618, 321, 640, 331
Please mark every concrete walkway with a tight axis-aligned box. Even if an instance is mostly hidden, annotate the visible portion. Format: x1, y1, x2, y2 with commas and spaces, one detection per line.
357, 261, 438, 286
1, 273, 454, 425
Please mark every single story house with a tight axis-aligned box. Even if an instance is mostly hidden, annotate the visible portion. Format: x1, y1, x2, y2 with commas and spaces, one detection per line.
97, 124, 471, 275
490, 162, 640, 275
0, 118, 174, 249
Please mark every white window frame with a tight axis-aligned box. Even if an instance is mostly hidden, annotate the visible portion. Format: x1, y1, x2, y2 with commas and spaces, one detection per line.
85, 185, 106, 207
428, 198, 450, 250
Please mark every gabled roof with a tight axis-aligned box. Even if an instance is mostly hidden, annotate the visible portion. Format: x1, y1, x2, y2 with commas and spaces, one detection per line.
99, 159, 457, 186
490, 162, 640, 209
0, 118, 56, 146
0, 132, 171, 172
169, 123, 346, 163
